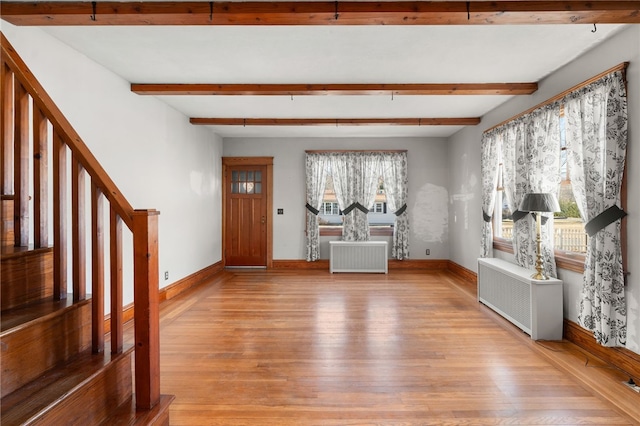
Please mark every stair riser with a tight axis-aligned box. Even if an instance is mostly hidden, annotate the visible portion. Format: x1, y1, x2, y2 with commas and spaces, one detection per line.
1, 249, 53, 311
29, 350, 133, 426
1, 300, 91, 398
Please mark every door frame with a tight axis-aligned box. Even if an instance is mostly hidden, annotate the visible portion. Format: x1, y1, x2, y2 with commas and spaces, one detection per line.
221, 157, 273, 268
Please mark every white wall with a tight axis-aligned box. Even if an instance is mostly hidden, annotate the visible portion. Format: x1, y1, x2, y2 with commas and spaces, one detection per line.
223, 137, 450, 260
3, 25, 223, 305
448, 25, 640, 354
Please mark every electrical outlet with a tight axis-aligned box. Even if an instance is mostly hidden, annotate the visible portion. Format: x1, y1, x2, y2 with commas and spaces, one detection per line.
426, 249, 430, 255
164, 271, 169, 280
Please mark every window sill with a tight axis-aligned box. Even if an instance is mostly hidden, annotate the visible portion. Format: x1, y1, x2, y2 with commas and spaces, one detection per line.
493, 238, 585, 274
320, 226, 394, 237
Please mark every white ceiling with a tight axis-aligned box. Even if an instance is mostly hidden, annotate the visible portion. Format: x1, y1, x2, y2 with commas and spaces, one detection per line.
39, 23, 625, 138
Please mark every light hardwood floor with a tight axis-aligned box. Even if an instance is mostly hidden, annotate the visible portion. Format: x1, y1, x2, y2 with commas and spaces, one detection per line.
144, 269, 640, 425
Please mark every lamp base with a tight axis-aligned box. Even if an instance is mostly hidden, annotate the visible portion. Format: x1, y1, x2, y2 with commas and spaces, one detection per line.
531, 270, 548, 280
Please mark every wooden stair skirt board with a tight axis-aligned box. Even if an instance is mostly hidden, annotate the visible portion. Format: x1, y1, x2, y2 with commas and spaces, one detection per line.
1, 247, 54, 311
0, 346, 135, 425
1, 196, 14, 247
0, 297, 91, 398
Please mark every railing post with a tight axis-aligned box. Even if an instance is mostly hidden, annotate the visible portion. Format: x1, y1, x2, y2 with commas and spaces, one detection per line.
132, 209, 160, 410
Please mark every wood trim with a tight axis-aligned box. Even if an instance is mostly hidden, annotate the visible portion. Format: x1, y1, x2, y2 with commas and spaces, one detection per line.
133, 83, 537, 96
493, 238, 586, 274
52, 129, 68, 300
158, 261, 224, 303
564, 319, 640, 383
221, 156, 274, 166
33, 107, 48, 248
131, 209, 161, 410
306, 149, 407, 154
3, 2, 640, 26
191, 117, 481, 126
447, 260, 477, 283
71, 154, 87, 301
1, 63, 13, 195
388, 259, 448, 270
14, 81, 28, 246
91, 183, 105, 352
272, 259, 449, 270
272, 260, 330, 270
110, 207, 124, 354
485, 62, 629, 133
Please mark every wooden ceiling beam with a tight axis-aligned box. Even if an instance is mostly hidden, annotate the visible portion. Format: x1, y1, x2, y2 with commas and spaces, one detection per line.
132, 83, 538, 96
189, 117, 481, 126
2, 2, 639, 26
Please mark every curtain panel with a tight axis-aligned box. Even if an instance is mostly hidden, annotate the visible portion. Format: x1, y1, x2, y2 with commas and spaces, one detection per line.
330, 153, 359, 240
492, 103, 561, 278
564, 70, 628, 347
480, 129, 501, 258
381, 152, 410, 259
353, 153, 382, 241
305, 153, 329, 261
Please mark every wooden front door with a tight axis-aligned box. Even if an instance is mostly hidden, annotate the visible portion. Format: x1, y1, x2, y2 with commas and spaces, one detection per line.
223, 161, 270, 267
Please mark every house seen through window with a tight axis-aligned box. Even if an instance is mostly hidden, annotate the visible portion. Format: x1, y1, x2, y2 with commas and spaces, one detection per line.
318, 175, 395, 229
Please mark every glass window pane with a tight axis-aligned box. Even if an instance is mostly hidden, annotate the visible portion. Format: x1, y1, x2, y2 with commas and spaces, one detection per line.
247, 171, 254, 181
239, 183, 246, 194
255, 171, 262, 182
246, 182, 254, 194
231, 183, 239, 194
254, 183, 262, 194
232, 171, 238, 182
239, 171, 246, 181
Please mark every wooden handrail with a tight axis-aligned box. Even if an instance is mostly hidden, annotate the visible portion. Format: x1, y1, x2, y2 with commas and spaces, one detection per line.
1, 31, 161, 411
1, 32, 135, 229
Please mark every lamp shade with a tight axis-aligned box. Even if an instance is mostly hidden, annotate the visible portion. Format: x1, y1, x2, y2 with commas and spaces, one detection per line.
519, 193, 561, 213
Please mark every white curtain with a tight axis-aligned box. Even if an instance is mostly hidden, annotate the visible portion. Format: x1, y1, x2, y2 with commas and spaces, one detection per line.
499, 104, 561, 278
329, 153, 358, 240
521, 103, 562, 278
381, 152, 409, 259
353, 153, 382, 241
305, 153, 329, 261
565, 70, 628, 347
480, 129, 501, 258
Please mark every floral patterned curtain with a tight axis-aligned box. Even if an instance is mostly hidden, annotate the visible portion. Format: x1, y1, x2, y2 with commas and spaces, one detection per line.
480, 129, 501, 258
381, 152, 409, 259
499, 103, 561, 278
305, 153, 329, 261
353, 153, 382, 241
330, 153, 358, 240
564, 70, 627, 347
521, 103, 562, 278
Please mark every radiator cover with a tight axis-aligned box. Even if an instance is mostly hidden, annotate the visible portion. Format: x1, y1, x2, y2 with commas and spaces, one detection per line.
477, 257, 563, 340
329, 241, 388, 274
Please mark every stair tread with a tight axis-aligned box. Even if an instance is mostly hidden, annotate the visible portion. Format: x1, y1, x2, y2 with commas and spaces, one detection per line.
0, 345, 134, 425
1, 295, 88, 334
1, 244, 52, 259
103, 394, 175, 426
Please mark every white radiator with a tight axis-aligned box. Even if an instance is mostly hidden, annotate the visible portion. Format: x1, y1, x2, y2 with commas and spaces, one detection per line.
329, 241, 388, 274
477, 257, 563, 340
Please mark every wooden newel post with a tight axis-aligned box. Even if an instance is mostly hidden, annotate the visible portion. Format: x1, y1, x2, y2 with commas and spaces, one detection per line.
132, 209, 161, 410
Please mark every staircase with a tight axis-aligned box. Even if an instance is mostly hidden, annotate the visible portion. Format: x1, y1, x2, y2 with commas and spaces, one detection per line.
1, 33, 173, 424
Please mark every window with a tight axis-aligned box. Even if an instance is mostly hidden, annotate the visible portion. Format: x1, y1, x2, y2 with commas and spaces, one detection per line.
319, 175, 394, 234
493, 112, 589, 270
